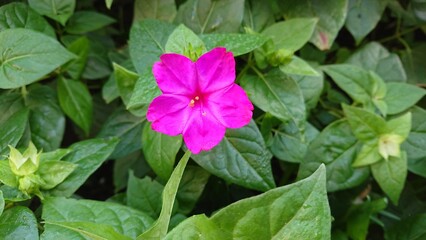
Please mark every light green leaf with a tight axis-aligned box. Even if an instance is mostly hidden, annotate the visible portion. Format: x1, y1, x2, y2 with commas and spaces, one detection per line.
343, 105, 386, 141
136, 151, 191, 240
210, 165, 330, 239
191, 120, 275, 192
44, 221, 132, 240
65, 11, 115, 34
37, 161, 76, 190
27, 85, 65, 152
280, 0, 348, 50
0, 206, 38, 240
200, 33, 266, 56
0, 160, 18, 187
165, 214, 226, 240
386, 112, 412, 139
128, 70, 161, 117
106, 0, 113, 9
0, 185, 30, 202
142, 123, 182, 180
298, 120, 369, 191
176, 0, 244, 34
113, 63, 139, 107
28, 0, 75, 25
346, 42, 407, 82
57, 77, 93, 136
40, 149, 71, 162
129, 19, 175, 75
165, 24, 206, 57
385, 213, 426, 240
134, 0, 177, 22
384, 83, 426, 115
345, 0, 389, 44
64, 37, 90, 80
177, 166, 210, 215
0, 2, 55, 38
127, 174, 163, 219
0, 108, 29, 156
262, 18, 317, 52
0, 190, 3, 216
280, 56, 320, 76
353, 140, 382, 167
371, 152, 407, 205
240, 70, 306, 131
0, 29, 74, 89
41, 197, 154, 239
243, 0, 274, 32
48, 138, 119, 197
97, 108, 143, 159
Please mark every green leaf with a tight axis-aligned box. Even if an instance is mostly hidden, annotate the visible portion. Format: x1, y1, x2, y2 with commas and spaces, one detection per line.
343, 105, 386, 141
165, 24, 206, 57
113, 152, 151, 192
44, 221, 132, 240
113, 63, 139, 107
175, 0, 244, 34
57, 77, 93, 136
106, 0, 113, 9
40, 149, 72, 162
384, 83, 426, 115
28, 0, 75, 25
0, 161, 18, 187
279, 56, 320, 76
353, 140, 383, 167
200, 33, 266, 56
134, 0, 177, 22
0, 92, 25, 124
128, 70, 161, 116
165, 214, 227, 240
37, 160, 76, 190
240, 70, 306, 131
177, 166, 210, 215
371, 152, 407, 205
280, 0, 348, 50
0, 206, 38, 240
0, 185, 30, 202
0, 2, 55, 38
210, 165, 330, 239
48, 137, 119, 197
136, 150, 191, 240
346, 42, 407, 82
97, 108, 143, 159
127, 174, 163, 219
386, 112, 412, 139
401, 43, 426, 84
64, 37, 90, 80
262, 18, 317, 53
345, 0, 389, 44
65, 11, 115, 34
243, 0, 274, 32
0, 190, 3, 216
102, 74, 120, 104
129, 19, 175, 75
290, 71, 324, 110
0, 29, 74, 89
298, 120, 369, 191
0, 108, 29, 156
41, 197, 154, 239
27, 85, 65, 152
191, 120, 275, 192
142, 123, 182, 180
80, 34, 113, 80
385, 214, 426, 240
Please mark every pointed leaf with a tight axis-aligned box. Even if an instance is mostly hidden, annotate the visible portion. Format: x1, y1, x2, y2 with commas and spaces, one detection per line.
384, 83, 426, 115
343, 105, 386, 141
165, 214, 226, 240
0, 108, 29, 156
127, 174, 163, 219
165, 24, 206, 56
280, 56, 320, 76
28, 0, 75, 25
134, 0, 177, 22
200, 33, 267, 56
65, 11, 115, 34
44, 221, 132, 240
0, 206, 38, 240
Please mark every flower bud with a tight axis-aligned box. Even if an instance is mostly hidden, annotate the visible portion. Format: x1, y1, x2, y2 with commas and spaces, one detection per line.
8, 142, 41, 177
378, 134, 404, 160
267, 49, 293, 67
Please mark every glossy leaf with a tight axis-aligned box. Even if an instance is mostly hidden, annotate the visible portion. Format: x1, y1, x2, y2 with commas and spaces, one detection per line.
176, 0, 244, 34
191, 120, 275, 192
385, 214, 426, 240
0, 108, 28, 156
0, 207, 38, 240
403, 107, 426, 177
44, 221, 132, 240
41, 197, 154, 239
177, 166, 210, 214
0, 2, 55, 38
28, 0, 75, 25
127, 174, 163, 219
165, 24, 206, 56
48, 138, 119, 197
200, 33, 266, 56
0, 29, 74, 89
113, 63, 139, 107
57, 77, 93, 136
384, 83, 426, 115
65, 11, 115, 34
134, 0, 177, 22
243, 0, 274, 32
64, 37, 90, 80
165, 214, 226, 240
279, 56, 320, 76
280, 0, 348, 50
0, 92, 25, 124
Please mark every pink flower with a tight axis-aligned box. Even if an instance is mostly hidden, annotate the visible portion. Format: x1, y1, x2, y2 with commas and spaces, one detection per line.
147, 47, 253, 154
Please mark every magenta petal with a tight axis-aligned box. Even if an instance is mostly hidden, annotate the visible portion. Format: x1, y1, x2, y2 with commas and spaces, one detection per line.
147, 94, 191, 135
196, 47, 235, 92
183, 111, 226, 154
207, 84, 253, 128
153, 53, 196, 95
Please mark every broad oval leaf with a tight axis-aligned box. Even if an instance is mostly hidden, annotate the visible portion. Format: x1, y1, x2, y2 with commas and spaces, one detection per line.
384, 83, 426, 115
0, 108, 29, 156
0, 2, 55, 38
127, 174, 163, 219
0, 29, 74, 89
0, 92, 25, 124
191, 120, 275, 192
0, 206, 38, 240
28, 0, 75, 25
65, 11, 115, 34
165, 24, 206, 56
44, 221, 132, 240
243, 0, 275, 32
200, 33, 267, 56
165, 214, 227, 240
134, 0, 177, 22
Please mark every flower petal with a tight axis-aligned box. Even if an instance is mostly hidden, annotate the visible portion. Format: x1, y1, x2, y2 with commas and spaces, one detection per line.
207, 84, 253, 128
147, 94, 191, 135
153, 53, 196, 95
196, 47, 235, 92
183, 111, 226, 154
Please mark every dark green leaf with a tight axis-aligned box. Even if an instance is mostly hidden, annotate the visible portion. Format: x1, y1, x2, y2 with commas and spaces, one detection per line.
57, 77, 93, 136
134, 0, 177, 22
65, 11, 115, 34
0, 92, 24, 124
102, 74, 120, 104
401, 43, 426, 84
385, 214, 426, 240
243, 0, 274, 32
127, 173, 163, 219
142, 123, 182, 180
200, 33, 266, 56
28, 0, 75, 25
0, 29, 74, 89
113, 151, 151, 192
128, 70, 161, 116
0, 108, 28, 156
0, 207, 38, 240
384, 83, 426, 115
48, 137, 119, 197
177, 166, 210, 214
191, 120, 275, 192
65, 37, 90, 80
403, 107, 426, 177
176, 0, 244, 34
290, 71, 324, 110
0, 2, 55, 38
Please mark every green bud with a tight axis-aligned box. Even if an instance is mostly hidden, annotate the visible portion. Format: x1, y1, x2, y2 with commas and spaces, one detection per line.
267, 49, 293, 67
18, 174, 43, 198
183, 43, 204, 62
378, 134, 404, 160
8, 142, 41, 176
